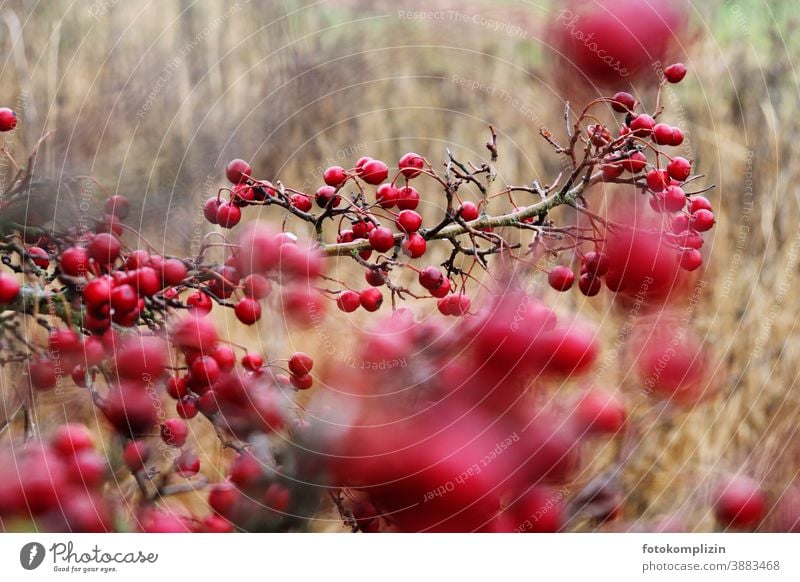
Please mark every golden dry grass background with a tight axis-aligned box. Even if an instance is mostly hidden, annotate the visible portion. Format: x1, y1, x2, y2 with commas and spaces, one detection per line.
0, 0, 798, 531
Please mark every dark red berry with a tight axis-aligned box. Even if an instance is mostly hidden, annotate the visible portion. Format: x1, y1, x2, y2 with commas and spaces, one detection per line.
288, 352, 313, 376
610, 92, 635, 113
226, 159, 251, 184
664, 63, 687, 83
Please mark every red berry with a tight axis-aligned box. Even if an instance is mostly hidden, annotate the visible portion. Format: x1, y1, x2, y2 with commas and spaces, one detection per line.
226, 159, 251, 184
234, 297, 262, 325
583, 251, 608, 277
601, 162, 624, 180
361, 159, 389, 185
110, 284, 138, 313
83, 276, 113, 309
398, 152, 425, 178
664, 62, 687, 83
29, 358, 57, 390
290, 193, 312, 212
620, 151, 647, 173
315, 185, 341, 208
337, 290, 361, 312
575, 390, 626, 435
458, 201, 480, 221
418, 266, 444, 290
0, 273, 20, 304
216, 202, 242, 229
401, 233, 426, 258
652, 123, 674, 145
368, 227, 395, 253
667, 156, 692, 181
610, 92, 636, 113
0, 107, 17, 131
671, 214, 690, 233
203, 197, 221, 224
395, 186, 420, 210
646, 169, 669, 192
629, 114, 655, 136
242, 352, 264, 371
663, 185, 687, 213
209, 481, 239, 516
172, 316, 219, 352
690, 196, 713, 213
28, 246, 49, 268
60, 246, 90, 277
290, 373, 313, 390
88, 233, 121, 264
51, 424, 94, 457
288, 352, 313, 376
578, 273, 601, 296
689, 209, 715, 232
212, 345, 236, 373
323, 165, 347, 187
714, 476, 765, 529
351, 220, 374, 239
191, 355, 221, 386
679, 248, 703, 271
105, 195, 130, 219
430, 276, 451, 298
186, 291, 213, 316
548, 266, 575, 291
670, 127, 685, 146
376, 183, 399, 208
161, 418, 189, 447
123, 440, 150, 472
355, 156, 372, 170
176, 395, 199, 419
396, 210, 422, 233
365, 268, 387, 287
162, 259, 188, 286
242, 274, 272, 299
359, 287, 383, 312
175, 449, 200, 477
166, 375, 189, 399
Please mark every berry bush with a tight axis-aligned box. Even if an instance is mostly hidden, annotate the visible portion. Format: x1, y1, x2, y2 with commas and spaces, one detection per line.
0, 64, 767, 534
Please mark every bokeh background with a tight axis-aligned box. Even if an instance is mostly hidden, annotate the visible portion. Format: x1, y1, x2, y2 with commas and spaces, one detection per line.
0, 0, 798, 530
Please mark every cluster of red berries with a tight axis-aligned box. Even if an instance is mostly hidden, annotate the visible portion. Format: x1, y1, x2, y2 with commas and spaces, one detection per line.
547, 64, 714, 297
0, 425, 113, 531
